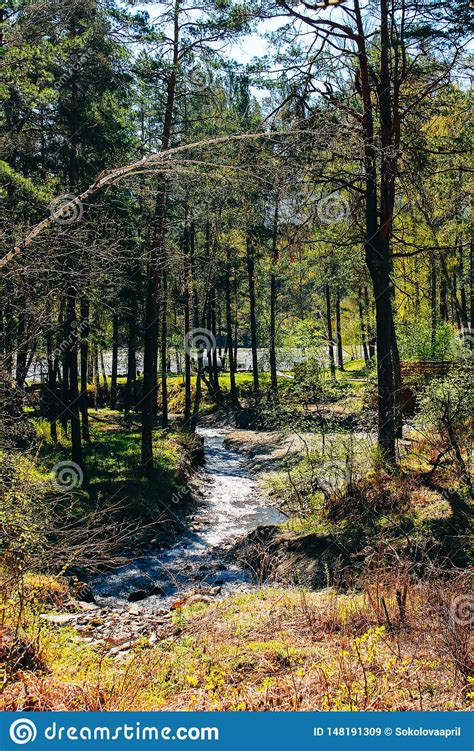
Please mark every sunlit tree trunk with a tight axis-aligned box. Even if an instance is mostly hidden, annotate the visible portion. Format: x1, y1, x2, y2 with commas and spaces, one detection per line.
110, 311, 118, 409
225, 244, 239, 406
325, 284, 336, 379
269, 194, 279, 392
246, 235, 259, 393
80, 297, 90, 441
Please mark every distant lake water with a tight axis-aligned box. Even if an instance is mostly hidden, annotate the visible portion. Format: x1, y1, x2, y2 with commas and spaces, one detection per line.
27, 345, 363, 381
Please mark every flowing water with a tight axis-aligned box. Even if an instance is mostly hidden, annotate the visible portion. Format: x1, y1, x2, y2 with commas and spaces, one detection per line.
92, 427, 284, 609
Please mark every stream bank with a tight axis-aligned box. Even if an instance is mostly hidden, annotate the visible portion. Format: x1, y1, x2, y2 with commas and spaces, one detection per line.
89, 426, 285, 610
39, 425, 287, 661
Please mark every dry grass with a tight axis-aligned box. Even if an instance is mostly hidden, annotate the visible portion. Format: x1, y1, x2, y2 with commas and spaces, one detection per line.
1, 581, 472, 712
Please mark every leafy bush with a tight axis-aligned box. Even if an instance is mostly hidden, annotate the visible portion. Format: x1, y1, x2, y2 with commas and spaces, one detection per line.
0, 452, 50, 580
293, 359, 347, 404
418, 368, 473, 495
398, 321, 463, 362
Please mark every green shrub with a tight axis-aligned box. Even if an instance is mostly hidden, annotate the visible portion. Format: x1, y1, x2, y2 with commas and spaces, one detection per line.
398, 321, 463, 362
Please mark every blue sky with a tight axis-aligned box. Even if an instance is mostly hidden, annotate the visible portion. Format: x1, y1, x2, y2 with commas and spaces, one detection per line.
132, 1, 285, 65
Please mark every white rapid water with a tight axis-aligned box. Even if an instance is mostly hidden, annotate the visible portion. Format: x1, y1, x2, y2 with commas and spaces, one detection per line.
91, 427, 284, 608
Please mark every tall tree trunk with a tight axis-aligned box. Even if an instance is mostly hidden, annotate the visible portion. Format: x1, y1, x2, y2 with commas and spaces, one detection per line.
335, 288, 344, 370
100, 349, 109, 399
2, 302, 13, 377
269, 195, 279, 392
61, 313, 69, 436
80, 297, 90, 442
458, 238, 468, 330
440, 271, 448, 322
141, 263, 158, 470
66, 286, 82, 469
93, 343, 100, 411
233, 279, 239, 372
189, 221, 199, 328
430, 251, 437, 349
246, 235, 259, 393
183, 223, 192, 424
204, 220, 216, 397
15, 311, 27, 387
141, 0, 179, 470
452, 268, 461, 329
124, 292, 137, 417
364, 287, 376, 360
470, 238, 474, 331
368, 262, 397, 461
210, 285, 220, 398
190, 350, 203, 433
160, 246, 169, 427
110, 311, 119, 409
325, 284, 336, 379
390, 317, 403, 439
356, 0, 398, 462
225, 244, 239, 406
152, 303, 160, 418
46, 329, 57, 442
358, 288, 369, 363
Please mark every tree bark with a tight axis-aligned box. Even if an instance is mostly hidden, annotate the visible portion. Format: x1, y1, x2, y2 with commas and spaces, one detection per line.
190, 350, 203, 433
80, 297, 90, 442
15, 311, 27, 387
225, 244, 239, 406
141, 0, 179, 470
110, 311, 119, 409
440, 270, 448, 322
430, 251, 437, 349
160, 240, 169, 428
269, 194, 279, 391
458, 238, 468, 330
356, 0, 398, 462
358, 287, 369, 363
124, 291, 137, 417
66, 286, 82, 469
100, 348, 109, 399
61, 312, 69, 436
364, 287, 376, 360
183, 222, 192, 424
2, 302, 13, 377
246, 235, 259, 393
210, 284, 220, 398
46, 329, 57, 442
325, 284, 336, 379
93, 342, 100, 411
335, 288, 344, 370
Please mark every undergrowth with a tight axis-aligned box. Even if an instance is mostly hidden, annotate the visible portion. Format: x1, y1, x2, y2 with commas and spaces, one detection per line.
1, 584, 472, 711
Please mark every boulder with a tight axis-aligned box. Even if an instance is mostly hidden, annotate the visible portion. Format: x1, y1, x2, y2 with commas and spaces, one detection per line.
40, 613, 81, 625
127, 584, 166, 602
74, 582, 95, 604
149, 584, 166, 597
127, 589, 148, 602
